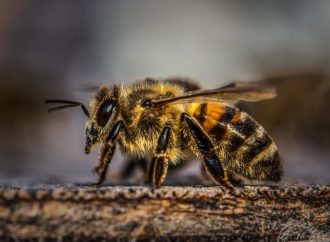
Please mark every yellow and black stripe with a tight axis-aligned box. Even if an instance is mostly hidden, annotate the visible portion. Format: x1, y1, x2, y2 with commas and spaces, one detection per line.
189, 102, 282, 181
234, 124, 282, 181
196, 103, 208, 124
192, 103, 235, 141
192, 103, 241, 142
251, 150, 282, 181
242, 132, 272, 164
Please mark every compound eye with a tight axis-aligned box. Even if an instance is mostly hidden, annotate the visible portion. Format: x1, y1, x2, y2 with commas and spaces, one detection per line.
96, 99, 117, 127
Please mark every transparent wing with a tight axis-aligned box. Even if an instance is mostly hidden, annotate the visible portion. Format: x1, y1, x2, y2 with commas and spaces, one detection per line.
152, 82, 277, 106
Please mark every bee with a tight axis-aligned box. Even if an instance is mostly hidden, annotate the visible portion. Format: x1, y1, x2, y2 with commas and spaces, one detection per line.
45, 78, 283, 188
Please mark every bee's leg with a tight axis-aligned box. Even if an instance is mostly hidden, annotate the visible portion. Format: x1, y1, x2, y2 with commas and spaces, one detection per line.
181, 113, 233, 189
92, 144, 116, 185
91, 121, 123, 185
149, 127, 171, 189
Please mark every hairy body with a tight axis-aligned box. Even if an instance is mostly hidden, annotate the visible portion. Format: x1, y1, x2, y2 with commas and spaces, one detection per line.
47, 78, 283, 188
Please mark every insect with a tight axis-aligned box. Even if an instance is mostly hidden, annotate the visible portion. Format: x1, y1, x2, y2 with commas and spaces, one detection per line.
45, 78, 283, 188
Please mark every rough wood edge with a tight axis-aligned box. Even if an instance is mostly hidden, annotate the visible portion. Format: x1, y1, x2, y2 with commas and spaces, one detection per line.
0, 184, 329, 241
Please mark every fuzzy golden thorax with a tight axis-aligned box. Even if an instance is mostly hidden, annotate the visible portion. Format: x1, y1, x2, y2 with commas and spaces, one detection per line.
117, 80, 185, 159
84, 80, 186, 160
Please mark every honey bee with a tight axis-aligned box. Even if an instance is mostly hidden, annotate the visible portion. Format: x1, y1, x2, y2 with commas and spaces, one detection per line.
45, 78, 283, 188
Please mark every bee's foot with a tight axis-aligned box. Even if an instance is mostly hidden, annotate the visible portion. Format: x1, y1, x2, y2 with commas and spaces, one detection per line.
149, 184, 157, 194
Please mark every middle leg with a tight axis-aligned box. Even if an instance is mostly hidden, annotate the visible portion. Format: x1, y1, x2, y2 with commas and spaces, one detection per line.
149, 127, 171, 188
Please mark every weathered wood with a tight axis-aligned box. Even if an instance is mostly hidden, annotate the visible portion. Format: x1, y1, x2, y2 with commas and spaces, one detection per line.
0, 184, 329, 241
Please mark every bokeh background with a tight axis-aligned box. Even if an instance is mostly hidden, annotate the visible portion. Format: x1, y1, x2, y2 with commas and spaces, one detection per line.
0, 0, 329, 184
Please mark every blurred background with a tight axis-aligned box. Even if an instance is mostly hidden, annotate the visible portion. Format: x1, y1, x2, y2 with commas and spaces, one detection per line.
0, 0, 329, 184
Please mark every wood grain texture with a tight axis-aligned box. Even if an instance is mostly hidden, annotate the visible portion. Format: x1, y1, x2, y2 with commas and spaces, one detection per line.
0, 184, 329, 241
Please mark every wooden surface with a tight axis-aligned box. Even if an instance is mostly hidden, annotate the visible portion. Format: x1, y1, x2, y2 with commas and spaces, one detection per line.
0, 184, 329, 241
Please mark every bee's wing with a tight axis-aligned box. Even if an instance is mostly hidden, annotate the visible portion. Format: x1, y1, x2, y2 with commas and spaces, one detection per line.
153, 82, 277, 106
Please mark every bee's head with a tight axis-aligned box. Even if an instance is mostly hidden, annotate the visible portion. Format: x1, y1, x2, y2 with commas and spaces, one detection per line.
45, 85, 120, 154
85, 85, 119, 154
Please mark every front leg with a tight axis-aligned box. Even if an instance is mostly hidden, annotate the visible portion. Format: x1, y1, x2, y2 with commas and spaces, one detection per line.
92, 121, 123, 185
181, 113, 233, 188
149, 127, 171, 188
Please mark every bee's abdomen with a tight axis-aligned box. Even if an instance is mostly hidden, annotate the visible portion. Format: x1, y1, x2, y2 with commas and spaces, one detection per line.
191, 102, 240, 140
239, 126, 283, 181
190, 102, 283, 181
191, 102, 233, 141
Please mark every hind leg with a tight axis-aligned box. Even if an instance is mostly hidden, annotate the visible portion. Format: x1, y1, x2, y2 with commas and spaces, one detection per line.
181, 113, 233, 189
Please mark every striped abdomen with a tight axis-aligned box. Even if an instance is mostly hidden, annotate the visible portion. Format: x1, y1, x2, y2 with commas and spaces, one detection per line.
188, 102, 283, 182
